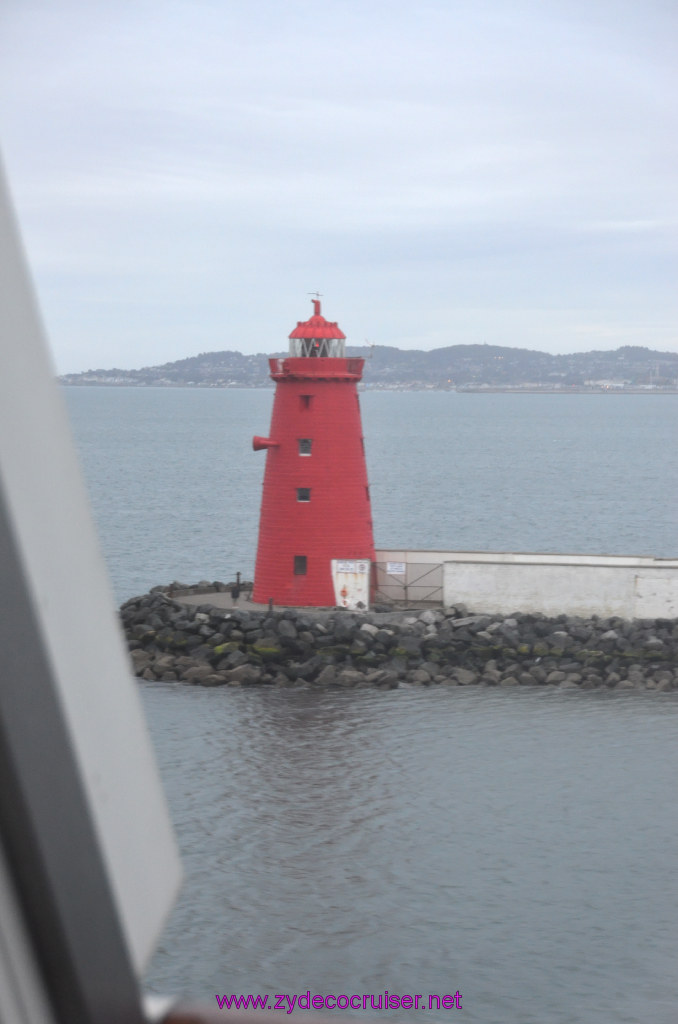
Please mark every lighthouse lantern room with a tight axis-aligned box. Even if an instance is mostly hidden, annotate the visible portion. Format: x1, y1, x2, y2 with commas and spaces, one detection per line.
252, 299, 376, 608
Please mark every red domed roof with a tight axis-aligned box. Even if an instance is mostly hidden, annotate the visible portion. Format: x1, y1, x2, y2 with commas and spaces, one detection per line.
289, 299, 346, 340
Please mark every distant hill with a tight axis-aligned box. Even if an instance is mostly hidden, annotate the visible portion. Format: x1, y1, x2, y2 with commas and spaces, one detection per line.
59, 344, 678, 390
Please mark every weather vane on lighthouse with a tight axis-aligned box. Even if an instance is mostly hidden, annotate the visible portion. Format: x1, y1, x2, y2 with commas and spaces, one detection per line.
252, 297, 375, 608
307, 291, 323, 315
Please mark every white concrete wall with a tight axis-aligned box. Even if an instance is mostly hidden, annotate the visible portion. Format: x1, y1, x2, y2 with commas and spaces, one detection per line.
375, 549, 678, 618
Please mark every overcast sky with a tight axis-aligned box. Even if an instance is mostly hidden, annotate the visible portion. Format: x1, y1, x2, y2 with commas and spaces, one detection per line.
1, 0, 676, 373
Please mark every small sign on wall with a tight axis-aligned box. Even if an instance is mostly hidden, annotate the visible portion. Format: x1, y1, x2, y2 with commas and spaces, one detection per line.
336, 560, 370, 574
387, 561, 406, 575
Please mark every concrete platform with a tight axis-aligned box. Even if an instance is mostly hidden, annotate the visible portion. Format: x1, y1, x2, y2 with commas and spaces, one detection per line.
173, 590, 426, 624
176, 591, 338, 614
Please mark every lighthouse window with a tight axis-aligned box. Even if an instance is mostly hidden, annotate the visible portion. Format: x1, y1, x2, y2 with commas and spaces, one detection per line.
297, 488, 311, 502
294, 555, 307, 575
300, 394, 314, 410
298, 438, 312, 455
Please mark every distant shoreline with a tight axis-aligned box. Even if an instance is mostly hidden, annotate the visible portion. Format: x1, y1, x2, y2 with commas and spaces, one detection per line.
59, 381, 678, 394
56, 342, 678, 392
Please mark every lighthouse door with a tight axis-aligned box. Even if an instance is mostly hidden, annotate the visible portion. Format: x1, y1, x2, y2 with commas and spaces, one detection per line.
331, 559, 371, 610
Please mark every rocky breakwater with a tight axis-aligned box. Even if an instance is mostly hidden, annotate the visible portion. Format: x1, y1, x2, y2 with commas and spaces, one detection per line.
120, 584, 678, 692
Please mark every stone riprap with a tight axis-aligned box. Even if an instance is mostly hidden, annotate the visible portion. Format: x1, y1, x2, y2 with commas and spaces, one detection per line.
121, 583, 678, 692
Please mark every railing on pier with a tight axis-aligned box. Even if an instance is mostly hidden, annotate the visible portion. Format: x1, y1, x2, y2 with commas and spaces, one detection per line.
373, 559, 443, 605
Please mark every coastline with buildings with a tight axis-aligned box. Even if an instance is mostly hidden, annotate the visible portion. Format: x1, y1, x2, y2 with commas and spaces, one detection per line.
58, 342, 678, 392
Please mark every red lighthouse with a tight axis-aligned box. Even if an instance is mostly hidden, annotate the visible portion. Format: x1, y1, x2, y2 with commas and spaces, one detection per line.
252, 299, 375, 608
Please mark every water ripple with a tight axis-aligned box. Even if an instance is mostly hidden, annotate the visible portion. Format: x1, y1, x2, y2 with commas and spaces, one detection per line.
143, 684, 678, 1024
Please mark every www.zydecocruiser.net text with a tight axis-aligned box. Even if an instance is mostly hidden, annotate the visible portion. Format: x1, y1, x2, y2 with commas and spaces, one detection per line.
215, 991, 463, 1013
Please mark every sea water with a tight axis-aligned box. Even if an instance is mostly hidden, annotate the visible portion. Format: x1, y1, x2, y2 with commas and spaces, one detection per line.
64, 388, 678, 1023
64, 388, 678, 601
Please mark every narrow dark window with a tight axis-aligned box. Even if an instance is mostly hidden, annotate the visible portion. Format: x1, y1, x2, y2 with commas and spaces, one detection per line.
297, 488, 311, 502
361, 437, 365, 453
294, 555, 307, 575
365, 485, 370, 502
300, 394, 313, 410
298, 438, 312, 455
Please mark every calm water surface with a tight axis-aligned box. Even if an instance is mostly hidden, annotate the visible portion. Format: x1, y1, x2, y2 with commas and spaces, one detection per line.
140, 683, 678, 1024
63, 388, 678, 1023
64, 388, 678, 601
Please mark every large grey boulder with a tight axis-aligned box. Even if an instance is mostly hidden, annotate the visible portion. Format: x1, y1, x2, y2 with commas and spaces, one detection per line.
224, 664, 262, 686
451, 667, 478, 686
337, 669, 364, 687
314, 665, 338, 686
